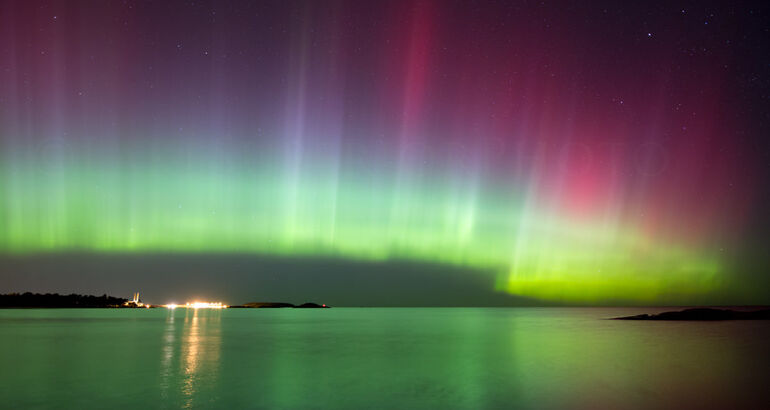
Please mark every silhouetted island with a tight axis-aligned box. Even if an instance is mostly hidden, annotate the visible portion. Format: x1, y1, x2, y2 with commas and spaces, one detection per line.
0, 292, 128, 308
230, 302, 330, 308
1, 294, 331, 309
614, 308, 770, 321
295, 302, 329, 308
230, 302, 296, 308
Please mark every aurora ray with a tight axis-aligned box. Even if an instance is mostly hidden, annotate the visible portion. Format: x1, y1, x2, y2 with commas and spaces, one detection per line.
0, 0, 766, 304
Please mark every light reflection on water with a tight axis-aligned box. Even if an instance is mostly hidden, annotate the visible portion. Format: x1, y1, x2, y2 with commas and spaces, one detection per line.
159, 310, 174, 401
182, 308, 221, 408
0, 308, 768, 409
159, 308, 222, 408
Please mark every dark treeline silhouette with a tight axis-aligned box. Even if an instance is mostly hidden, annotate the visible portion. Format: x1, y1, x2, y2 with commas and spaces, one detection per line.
0, 292, 127, 308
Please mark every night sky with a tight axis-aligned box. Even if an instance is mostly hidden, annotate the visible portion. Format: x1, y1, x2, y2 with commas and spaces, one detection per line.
1, 1, 769, 306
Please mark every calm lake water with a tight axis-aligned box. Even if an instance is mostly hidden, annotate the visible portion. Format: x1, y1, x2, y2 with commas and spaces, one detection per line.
1, 308, 768, 409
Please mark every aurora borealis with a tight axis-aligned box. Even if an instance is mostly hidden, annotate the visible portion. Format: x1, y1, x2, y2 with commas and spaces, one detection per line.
1, 1, 769, 304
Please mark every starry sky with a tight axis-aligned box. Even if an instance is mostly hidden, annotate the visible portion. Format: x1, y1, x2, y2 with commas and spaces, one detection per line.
1, 0, 770, 306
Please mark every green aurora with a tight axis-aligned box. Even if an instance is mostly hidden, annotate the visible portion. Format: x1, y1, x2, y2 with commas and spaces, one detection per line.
0, 144, 729, 303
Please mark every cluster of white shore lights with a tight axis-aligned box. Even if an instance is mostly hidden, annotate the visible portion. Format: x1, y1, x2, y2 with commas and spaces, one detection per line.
164, 302, 228, 309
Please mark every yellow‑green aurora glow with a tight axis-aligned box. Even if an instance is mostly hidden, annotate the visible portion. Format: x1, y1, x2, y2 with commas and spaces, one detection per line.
0, 143, 726, 303
1, 0, 759, 304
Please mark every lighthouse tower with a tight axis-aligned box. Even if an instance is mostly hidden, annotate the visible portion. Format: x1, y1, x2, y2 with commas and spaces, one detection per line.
122, 292, 147, 307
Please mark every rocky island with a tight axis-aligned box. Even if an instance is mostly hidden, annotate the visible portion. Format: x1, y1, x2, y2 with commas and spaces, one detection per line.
614, 307, 770, 321
230, 302, 330, 308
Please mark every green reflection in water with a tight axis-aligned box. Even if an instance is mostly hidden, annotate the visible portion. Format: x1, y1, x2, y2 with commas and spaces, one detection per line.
0, 308, 767, 409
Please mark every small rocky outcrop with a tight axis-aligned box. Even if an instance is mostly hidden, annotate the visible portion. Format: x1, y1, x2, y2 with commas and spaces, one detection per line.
614, 308, 770, 321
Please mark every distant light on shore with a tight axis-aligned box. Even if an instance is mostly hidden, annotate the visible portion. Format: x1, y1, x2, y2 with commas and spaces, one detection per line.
185, 302, 226, 309
163, 302, 226, 309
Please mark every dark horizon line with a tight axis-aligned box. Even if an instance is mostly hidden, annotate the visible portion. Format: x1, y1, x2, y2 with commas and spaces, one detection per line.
2, 291, 768, 309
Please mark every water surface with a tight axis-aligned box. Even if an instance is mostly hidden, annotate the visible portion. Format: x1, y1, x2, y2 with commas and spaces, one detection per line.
1, 308, 768, 409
